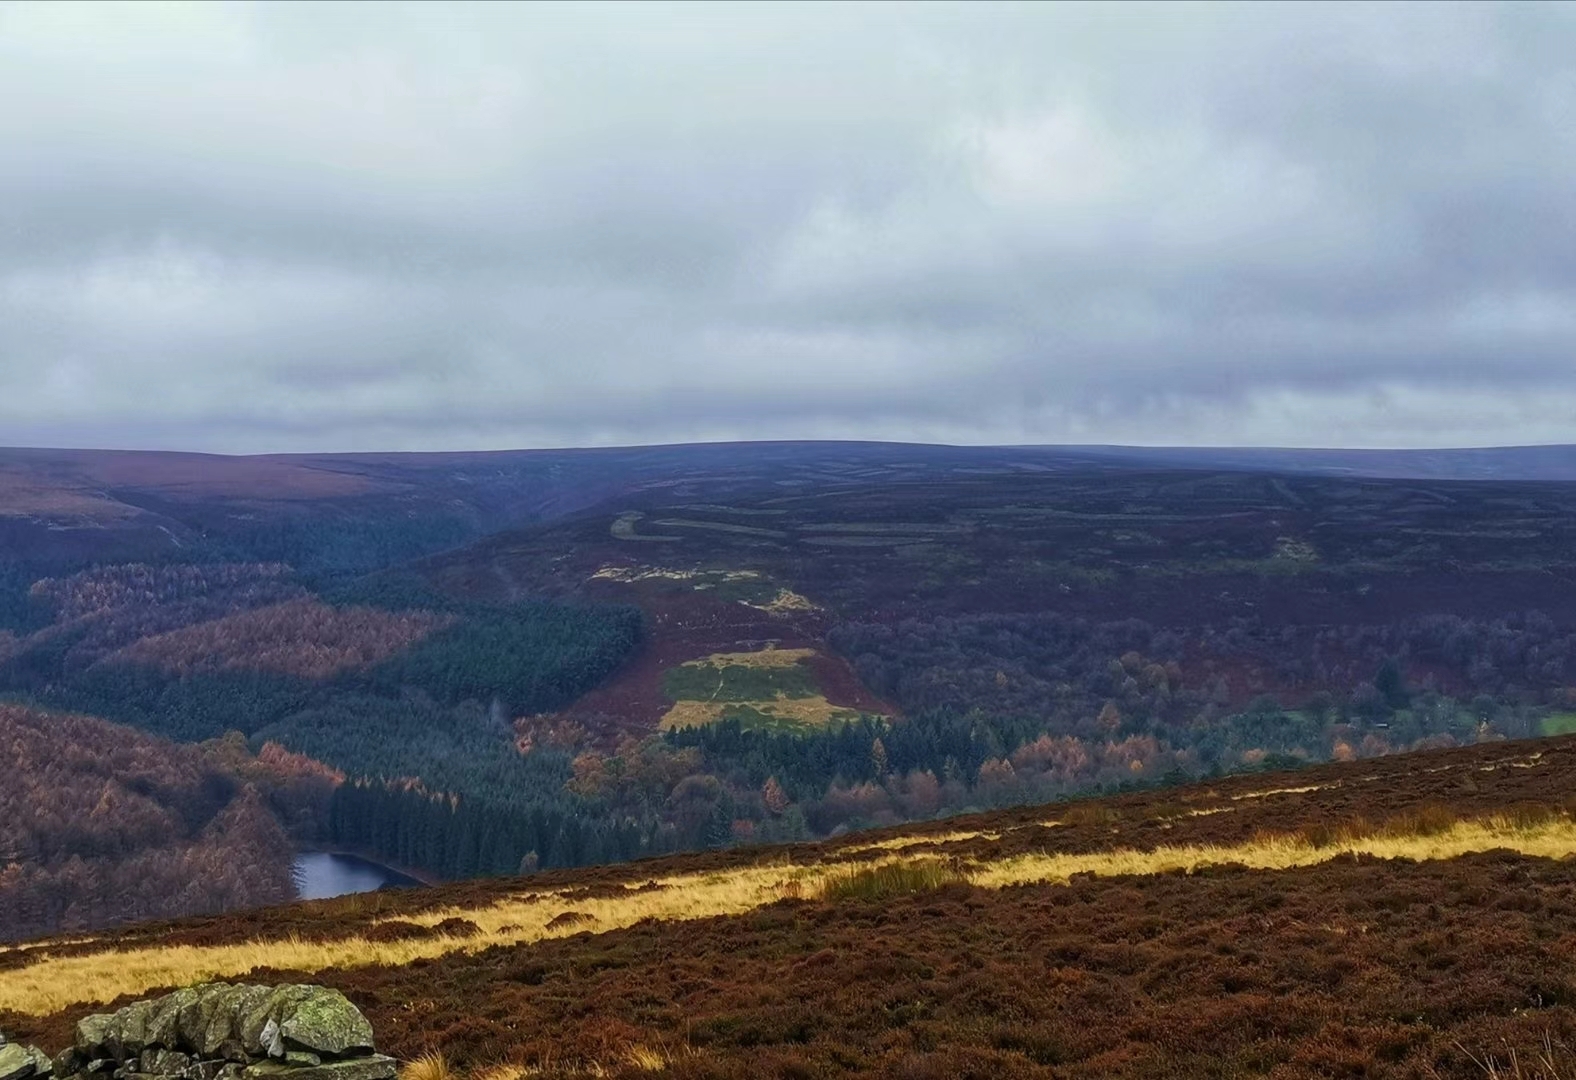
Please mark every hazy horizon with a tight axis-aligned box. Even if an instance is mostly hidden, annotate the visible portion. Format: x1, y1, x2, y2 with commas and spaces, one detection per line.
8, 436, 1576, 459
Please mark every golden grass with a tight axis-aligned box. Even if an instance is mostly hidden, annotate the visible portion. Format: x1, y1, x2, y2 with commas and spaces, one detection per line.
681, 647, 816, 669
505, 1037, 693, 1078
1230, 783, 1331, 801
9, 812, 1576, 1017
839, 828, 1000, 855
400, 1052, 452, 1080
968, 812, 1576, 888
657, 693, 859, 732
741, 588, 818, 614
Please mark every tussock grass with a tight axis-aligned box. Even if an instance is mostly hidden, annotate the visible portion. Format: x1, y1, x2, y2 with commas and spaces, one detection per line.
501, 1037, 693, 1077
819, 859, 967, 901
401, 1052, 452, 1080
8, 808, 1576, 1017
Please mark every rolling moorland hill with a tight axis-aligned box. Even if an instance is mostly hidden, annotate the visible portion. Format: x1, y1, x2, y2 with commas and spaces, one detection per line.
14, 444, 1576, 938
7, 735, 1576, 1077
9, 440, 1576, 585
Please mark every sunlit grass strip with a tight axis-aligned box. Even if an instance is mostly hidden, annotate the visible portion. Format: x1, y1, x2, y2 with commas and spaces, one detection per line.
6, 812, 1576, 1017
839, 828, 1002, 855
1230, 783, 1329, 801
967, 812, 1576, 887
0, 862, 829, 1016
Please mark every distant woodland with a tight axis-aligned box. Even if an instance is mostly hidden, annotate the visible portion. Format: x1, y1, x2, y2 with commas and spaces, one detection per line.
0, 704, 326, 941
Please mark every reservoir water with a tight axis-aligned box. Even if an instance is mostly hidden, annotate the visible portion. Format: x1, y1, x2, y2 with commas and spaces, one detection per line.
292, 852, 420, 901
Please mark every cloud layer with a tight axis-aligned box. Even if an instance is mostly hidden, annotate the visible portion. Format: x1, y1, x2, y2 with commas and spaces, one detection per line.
3, 1, 1576, 452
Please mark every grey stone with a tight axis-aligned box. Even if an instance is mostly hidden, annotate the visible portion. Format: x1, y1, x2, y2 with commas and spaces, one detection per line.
238, 988, 310, 1060
0, 1043, 37, 1080
52, 1048, 83, 1078
144, 990, 197, 1055
255, 1022, 281, 1063
74, 1018, 113, 1058
111, 1002, 155, 1059
274, 990, 372, 1058
70, 984, 379, 1080
241, 1055, 395, 1080
139, 1051, 190, 1076
198, 987, 270, 1059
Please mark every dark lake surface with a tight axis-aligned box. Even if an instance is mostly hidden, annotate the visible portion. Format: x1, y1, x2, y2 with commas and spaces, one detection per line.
292, 852, 420, 900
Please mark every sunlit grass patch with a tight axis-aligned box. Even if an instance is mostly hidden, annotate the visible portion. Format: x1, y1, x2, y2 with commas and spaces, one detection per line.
686, 647, 817, 669
656, 696, 859, 733
819, 859, 968, 902
1230, 783, 1331, 801
657, 647, 861, 732
839, 828, 1000, 855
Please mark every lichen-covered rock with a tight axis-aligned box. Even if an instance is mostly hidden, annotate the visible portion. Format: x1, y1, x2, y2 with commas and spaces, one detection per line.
0, 1042, 53, 1080
273, 990, 371, 1058
62, 984, 377, 1080
72, 1018, 113, 1060
72, 985, 374, 1067
241, 1056, 395, 1080
0, 1045, 33, 1080
138, 1051, 190, 1076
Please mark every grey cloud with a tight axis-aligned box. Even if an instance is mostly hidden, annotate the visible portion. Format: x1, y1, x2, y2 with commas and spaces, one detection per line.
2, 0, 1576, 452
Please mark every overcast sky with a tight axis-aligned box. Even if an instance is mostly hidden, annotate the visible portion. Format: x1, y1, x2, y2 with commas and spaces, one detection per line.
4, 1, 1576, 453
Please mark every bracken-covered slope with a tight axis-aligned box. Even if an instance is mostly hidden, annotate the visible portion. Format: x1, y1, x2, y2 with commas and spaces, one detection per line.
8, 735, 1576, 1078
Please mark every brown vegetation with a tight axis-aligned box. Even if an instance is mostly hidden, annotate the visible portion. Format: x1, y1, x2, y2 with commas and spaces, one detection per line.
100, 599, 453, 680
0, 705, 297, 942
18, 563, 309, 670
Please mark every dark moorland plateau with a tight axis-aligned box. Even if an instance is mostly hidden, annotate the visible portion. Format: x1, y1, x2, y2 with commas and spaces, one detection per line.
10, 442, 1576, 942
8, 735, 1576, 1077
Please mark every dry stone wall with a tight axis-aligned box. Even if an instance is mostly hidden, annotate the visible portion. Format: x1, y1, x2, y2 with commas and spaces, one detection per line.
3, 985, 395, 1080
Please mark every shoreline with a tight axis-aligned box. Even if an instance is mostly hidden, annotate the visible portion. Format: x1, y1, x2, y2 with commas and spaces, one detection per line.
293, 848, 445, 891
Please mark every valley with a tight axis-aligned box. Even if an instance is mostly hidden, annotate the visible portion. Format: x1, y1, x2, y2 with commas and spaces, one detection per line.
9, 443, 1576, 944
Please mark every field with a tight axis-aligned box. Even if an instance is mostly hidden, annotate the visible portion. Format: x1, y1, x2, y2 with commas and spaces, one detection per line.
658, 648, 863, 733
8, 736, 1576, 1077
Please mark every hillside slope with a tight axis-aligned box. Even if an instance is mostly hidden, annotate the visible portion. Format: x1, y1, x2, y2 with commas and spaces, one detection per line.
0, 704, 320, 941
7, 736, 1576, 1078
